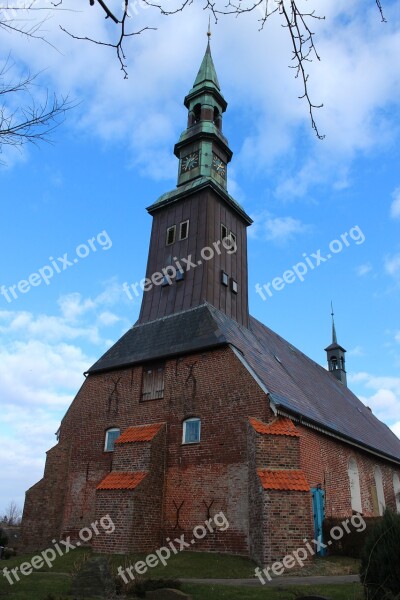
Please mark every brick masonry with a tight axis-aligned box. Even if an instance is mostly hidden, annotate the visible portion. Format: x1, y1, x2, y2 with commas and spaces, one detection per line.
21, 345, 400, 565
299, 424, 400, 517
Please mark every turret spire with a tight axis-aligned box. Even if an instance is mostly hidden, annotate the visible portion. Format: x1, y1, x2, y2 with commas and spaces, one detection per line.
191, 35, 221, 92
331, 301, 338, 345
325, 304, 347, 386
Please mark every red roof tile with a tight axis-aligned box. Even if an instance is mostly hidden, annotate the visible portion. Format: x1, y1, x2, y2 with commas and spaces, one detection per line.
249, 416, 300, 437
258, 469, 309, 491
115, 423, 164, 444
97, 472, 147, 490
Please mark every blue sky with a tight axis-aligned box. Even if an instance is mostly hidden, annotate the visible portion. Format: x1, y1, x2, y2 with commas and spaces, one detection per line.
1, 0, 400, 516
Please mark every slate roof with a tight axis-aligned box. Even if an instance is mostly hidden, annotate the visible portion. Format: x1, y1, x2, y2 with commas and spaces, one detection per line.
258, 469, 310, 491
87, 302, 400, 464
97, 472, 147, 490
115, 423, 164, 444
87, 304, 227, 374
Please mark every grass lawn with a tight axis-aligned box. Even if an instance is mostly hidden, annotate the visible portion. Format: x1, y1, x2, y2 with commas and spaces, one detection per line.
182, 583, 364, 600
0, 572, 72, 600
0, 549, 362, 599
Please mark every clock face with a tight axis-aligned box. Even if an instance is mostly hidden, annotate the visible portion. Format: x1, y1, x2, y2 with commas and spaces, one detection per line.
181, 152, 199, 173
212, 154, 226, 178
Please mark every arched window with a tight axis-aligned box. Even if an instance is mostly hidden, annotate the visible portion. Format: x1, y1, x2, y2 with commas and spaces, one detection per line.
331, 356, 338, 370
213, 107, 222, 129
182, 418, 201, 444
193, 104, 201, 124
104, 427, 120, 452
393, 473, 400, 514
374, 466, 386, 516
348, 458, 362, 513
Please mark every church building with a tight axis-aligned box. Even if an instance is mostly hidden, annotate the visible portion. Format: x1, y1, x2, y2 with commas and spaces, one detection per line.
21, 37, 400, 566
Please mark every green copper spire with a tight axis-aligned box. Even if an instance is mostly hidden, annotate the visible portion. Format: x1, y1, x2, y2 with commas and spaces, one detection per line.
191, 39, 221, 92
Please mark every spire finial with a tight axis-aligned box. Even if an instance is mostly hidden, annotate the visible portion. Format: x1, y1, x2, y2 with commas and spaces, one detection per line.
331, 301, 338, 345
207, 15, 211, 39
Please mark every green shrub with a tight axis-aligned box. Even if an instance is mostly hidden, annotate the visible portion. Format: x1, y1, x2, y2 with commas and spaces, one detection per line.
115, 574, 182, 598
360, 510, 400, 599
323, 516, 380, 558
0, 527, 8, 547
3, 547, 17, 559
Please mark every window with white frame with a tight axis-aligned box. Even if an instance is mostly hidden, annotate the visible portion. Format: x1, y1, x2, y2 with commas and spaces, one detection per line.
179, 220, 189, 240
104, 427, 120, 452
182, 418, 201, 444
348, 458, 362, 513
374, 466, 386, 516
393, 473, 400, 514
166, 225, 176, 246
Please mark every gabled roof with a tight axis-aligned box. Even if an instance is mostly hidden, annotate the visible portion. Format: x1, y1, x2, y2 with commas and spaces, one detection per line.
97, 472, 147, 490
258, 469, 309, 491
87, 302, 400, 464
115, 423, 164, 444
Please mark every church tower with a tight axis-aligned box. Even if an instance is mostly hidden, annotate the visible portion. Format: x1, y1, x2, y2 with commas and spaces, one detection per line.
325, 306, 347, 386
138, 36, 252, 327
23, 31, 400, 572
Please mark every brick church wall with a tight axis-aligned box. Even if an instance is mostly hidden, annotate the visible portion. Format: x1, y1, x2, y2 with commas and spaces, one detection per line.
263, 490, 313, 565
93, 426, 167, 553
247, 419, 313, 566
299, 425, 400, 517
23, 345, 275, 553
21, 443, 70, 551
247, 423, 266, 565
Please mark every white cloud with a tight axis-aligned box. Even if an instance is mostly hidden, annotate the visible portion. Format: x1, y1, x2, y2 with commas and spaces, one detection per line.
348, 345, 365, 357
2, 0, 400, 190
356, 263, 373, 277
0, 282, 131, 512
97, 311, 120, 326
384, 254, 400, 279
391, 422, 400, 439
250, 212, 310, 244
350, 371, 400, 424
390, 187, 400, 219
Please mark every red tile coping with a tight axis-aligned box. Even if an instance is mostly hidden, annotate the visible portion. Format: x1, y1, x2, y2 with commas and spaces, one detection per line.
115, 423, 165, 444
97, 471, 147, 490
249, 416, 300, 437
257, 469, 310, 491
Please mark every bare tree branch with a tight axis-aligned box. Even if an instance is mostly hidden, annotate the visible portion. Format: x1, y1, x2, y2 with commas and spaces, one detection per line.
0, 0, 388, 138
0, 59, 74, 153
2, 500, 22, 526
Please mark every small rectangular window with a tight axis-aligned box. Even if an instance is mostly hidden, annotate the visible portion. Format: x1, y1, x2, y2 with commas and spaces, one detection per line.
104, 428, 120, 452
179, 220, 189, 240
221, 271, 229, 286
221, 224, 228, 242
229, 231, 237, 251
141, 363, 165, 400
183, 418, 201, 444
231, 279, 238, 294
166, 226, 176, 246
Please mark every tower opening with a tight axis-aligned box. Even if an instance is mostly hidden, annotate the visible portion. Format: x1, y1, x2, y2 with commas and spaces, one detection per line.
213, 107, 222, 129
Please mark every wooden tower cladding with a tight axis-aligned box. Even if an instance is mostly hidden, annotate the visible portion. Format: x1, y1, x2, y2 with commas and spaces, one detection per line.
138, 40, 252, 327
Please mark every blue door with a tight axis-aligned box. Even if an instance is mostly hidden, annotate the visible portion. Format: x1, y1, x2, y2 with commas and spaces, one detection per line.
311, 486, 327, 556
